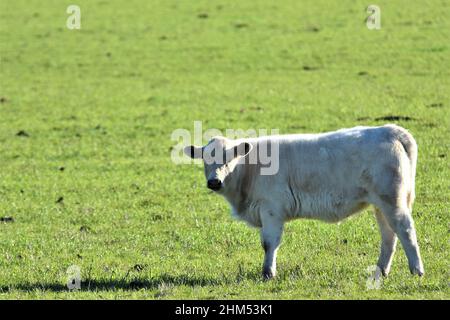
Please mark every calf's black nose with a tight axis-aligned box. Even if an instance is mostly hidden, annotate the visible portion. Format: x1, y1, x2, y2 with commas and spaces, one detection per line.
207, 179, 222, 191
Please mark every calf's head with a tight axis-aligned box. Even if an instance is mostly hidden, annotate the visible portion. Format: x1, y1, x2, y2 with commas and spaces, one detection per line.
184, 137, 252, 192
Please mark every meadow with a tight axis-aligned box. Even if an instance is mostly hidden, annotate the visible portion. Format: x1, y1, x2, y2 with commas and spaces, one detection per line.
0, 0, 448, 299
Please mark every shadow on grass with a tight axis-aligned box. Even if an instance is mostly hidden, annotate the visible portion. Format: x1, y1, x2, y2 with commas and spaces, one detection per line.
0, 271, 262, 293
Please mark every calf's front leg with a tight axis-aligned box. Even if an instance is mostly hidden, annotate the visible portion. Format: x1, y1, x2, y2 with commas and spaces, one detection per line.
260, 212, 284, 280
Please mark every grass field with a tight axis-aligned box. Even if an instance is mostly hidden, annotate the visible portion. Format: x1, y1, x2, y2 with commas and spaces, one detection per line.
0, 0, 449, 299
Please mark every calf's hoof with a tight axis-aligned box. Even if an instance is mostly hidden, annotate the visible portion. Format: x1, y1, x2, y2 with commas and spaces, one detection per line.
376, 264, 390, 277
262, 268, 276, 280
410, 266, 424, 277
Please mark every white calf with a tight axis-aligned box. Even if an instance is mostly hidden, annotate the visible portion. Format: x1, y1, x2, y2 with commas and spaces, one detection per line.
184, 124, 424, 279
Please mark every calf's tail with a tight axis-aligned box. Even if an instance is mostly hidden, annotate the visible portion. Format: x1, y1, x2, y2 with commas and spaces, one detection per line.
385, 124, 418, 210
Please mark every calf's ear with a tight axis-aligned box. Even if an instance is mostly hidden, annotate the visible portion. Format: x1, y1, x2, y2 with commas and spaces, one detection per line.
234, 142, 252, 158
183, 145, 203, 159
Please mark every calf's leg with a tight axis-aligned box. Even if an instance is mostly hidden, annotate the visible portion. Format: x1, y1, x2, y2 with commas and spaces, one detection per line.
378, 204, 424, 276
374, 207, 397, 276
260, 211, 284, 280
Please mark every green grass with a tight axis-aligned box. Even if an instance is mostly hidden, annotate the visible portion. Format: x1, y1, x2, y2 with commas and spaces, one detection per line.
0, 0, 449, 299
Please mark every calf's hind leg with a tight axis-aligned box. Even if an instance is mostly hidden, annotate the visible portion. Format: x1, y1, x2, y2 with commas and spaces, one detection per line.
377, 203, 424, 276
374, 207, 397, 276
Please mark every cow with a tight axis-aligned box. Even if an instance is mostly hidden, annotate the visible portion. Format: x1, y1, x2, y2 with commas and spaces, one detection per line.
183, 124, 424, 279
